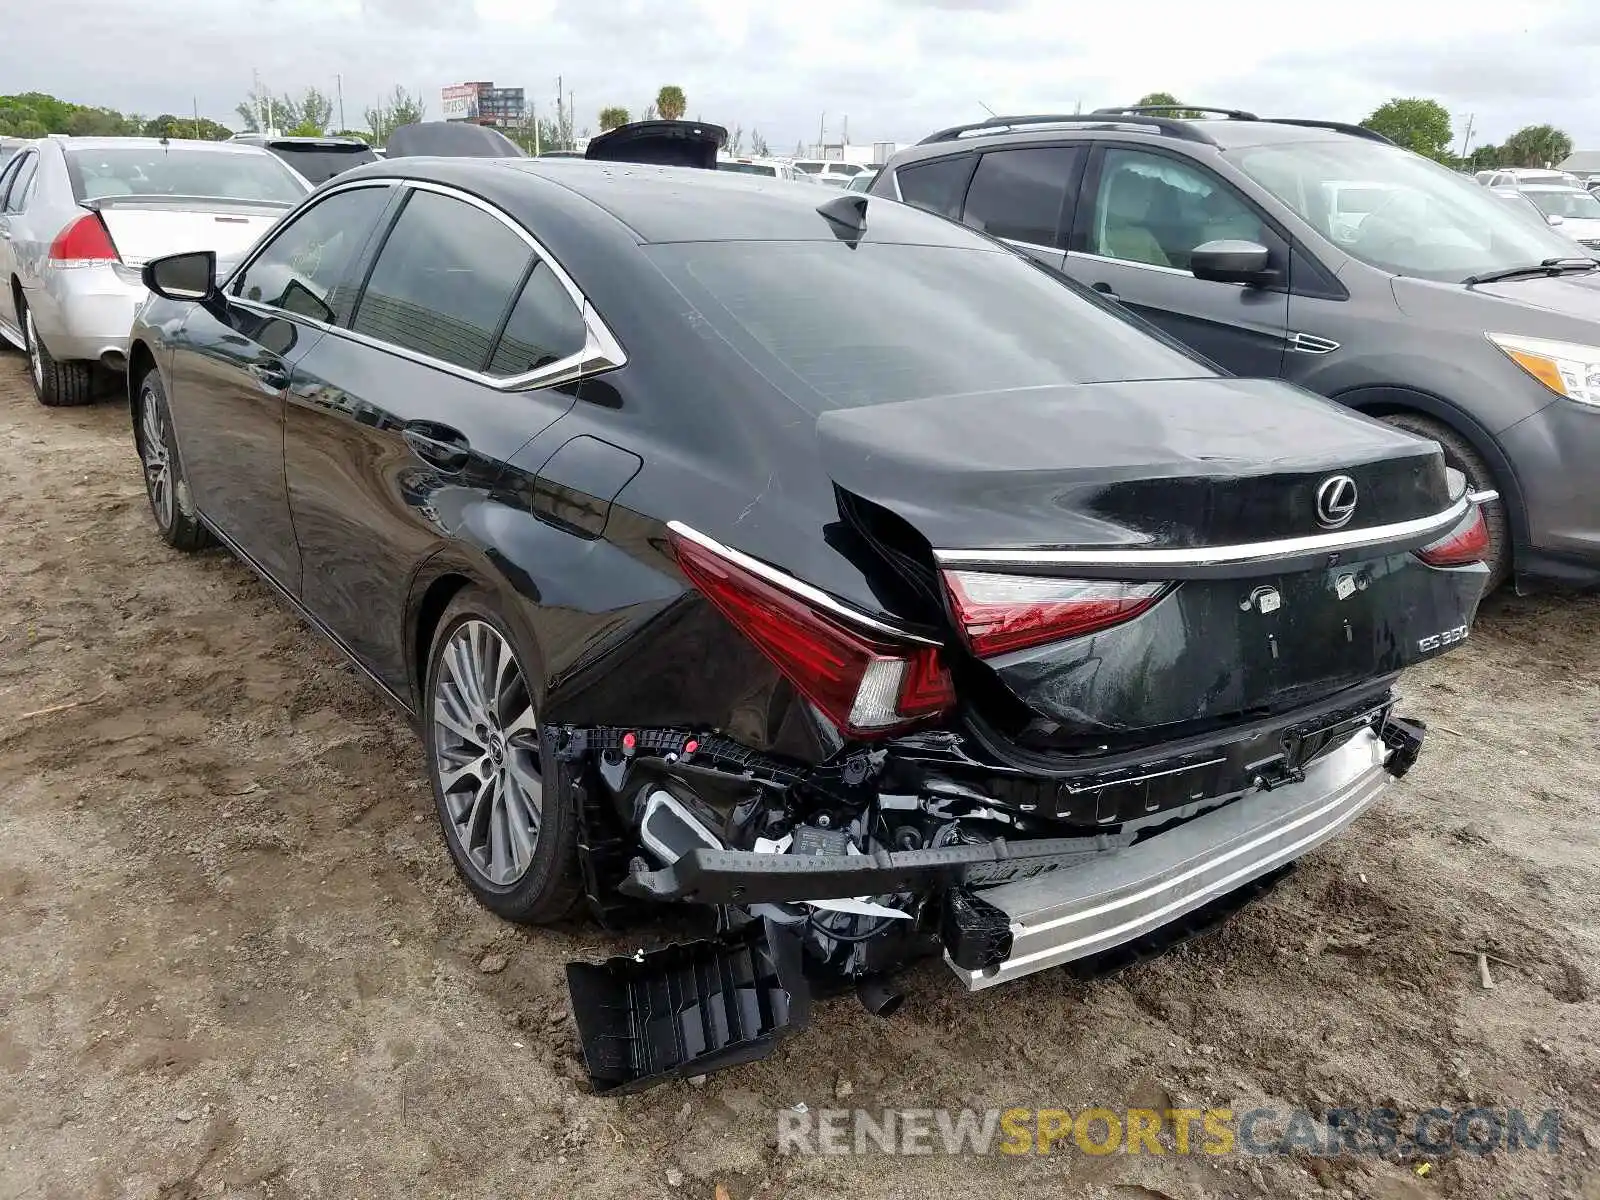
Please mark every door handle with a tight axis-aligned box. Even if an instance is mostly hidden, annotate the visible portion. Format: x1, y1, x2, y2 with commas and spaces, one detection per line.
1091, 282, 1120, 302
248, 362, 290, 390
404, 423, 471, 473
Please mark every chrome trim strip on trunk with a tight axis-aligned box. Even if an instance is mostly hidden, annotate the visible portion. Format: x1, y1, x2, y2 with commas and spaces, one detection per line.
948, 728, 1391, 990
666, 520, 940, 645
933, 495, 1470, 569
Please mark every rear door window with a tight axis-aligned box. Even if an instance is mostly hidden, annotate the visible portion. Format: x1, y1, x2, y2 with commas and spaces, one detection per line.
894, 156, 975, 219
961, 147, 1079, 246
232, 184, 392, 322
351, 189, 534, 372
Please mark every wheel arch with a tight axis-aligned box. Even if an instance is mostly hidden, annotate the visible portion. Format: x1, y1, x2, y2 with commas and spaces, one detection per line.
1334, 383, 1530, 553
126, 338, 159, 427
403, 548, 549, 721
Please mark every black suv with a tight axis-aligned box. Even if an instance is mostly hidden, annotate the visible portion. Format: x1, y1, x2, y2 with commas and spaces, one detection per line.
870, 107, 1600, 590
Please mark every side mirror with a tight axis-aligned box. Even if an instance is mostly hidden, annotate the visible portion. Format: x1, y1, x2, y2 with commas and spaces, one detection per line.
1547, 213, 1565, 227
1190, 239, 1277, 287
143, 250, 217, 302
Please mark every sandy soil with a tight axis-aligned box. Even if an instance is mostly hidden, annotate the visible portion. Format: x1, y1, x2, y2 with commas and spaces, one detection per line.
0, 348, 1596, 1200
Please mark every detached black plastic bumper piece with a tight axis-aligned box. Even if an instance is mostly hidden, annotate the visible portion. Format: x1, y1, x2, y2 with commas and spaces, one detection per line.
1381, 716, 1426, 778
941, 889, 1014, 971
565, 918, 811, 1095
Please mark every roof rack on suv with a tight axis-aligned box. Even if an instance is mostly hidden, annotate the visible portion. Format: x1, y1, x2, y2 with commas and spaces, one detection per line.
1261, 118, 1394, 145
1092, 104, 1259, 120
917, 113, 1218, 147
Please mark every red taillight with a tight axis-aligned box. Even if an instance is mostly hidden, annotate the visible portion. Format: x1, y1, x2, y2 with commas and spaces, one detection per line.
942, 570, 1165, 658
50, 213, 118, 264
668, 525, 955, 737
1416, 508, 1490, 567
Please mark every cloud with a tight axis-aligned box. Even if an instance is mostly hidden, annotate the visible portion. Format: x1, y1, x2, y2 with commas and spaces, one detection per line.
0, 0, 1595, 151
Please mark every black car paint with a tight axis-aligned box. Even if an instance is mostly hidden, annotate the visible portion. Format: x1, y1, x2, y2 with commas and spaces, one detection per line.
131, 157, 1481, 761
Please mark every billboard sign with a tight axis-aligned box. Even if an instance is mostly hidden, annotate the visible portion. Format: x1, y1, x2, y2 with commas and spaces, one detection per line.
441, 84, 480, 122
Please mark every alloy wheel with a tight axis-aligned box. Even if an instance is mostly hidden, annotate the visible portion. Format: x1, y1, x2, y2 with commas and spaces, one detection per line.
24, 308, 42, 389
140, 384, 174, 530
431, 619, 542, 886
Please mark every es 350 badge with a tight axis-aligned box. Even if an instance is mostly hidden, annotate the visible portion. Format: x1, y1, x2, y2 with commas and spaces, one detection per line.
1418, 624, 1469, 653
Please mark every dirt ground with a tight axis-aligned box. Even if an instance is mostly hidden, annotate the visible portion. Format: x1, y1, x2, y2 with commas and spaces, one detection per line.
0, 346, 1596, 1200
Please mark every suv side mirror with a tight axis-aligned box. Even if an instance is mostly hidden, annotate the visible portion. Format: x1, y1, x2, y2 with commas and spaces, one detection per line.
1190, 239, 1276, 287
143, 250, 217, 302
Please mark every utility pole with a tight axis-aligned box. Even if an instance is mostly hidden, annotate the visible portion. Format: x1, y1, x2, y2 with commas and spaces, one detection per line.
253, 68, 263, 133
818, 111, 825, 156
336, 73, 345, 131
192, 96, 200, 139
1457, 113, 1475, 163
532, 100, 541, 155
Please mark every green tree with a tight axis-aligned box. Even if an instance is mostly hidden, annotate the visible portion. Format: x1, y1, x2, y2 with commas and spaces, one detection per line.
655, 85, 686, 122
1467, 143, 1507, 171
1360, 97, 1453, 161
598, 105, 630, 131
236, 87, 303, 134
1136, 91, 1203, 119
363, 86, 427, 145
750, 128, 769, 157
332, 129, 369, 142
297, 87, 334, 135
1501, 124, 1573, 169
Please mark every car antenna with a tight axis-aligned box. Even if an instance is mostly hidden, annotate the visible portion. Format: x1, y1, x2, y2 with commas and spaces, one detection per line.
816, 193, 867, 244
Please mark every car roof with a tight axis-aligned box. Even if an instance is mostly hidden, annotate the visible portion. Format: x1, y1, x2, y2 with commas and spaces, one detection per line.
55, 137, 274, 154
1515, 183, 1586, 193
337, 156, 993, 248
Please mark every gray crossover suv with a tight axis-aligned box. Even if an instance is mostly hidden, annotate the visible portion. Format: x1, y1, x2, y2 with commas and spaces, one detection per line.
871, 106, 1600, 589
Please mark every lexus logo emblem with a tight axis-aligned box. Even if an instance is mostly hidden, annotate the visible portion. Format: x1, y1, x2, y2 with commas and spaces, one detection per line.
1315, 475, 1359, 529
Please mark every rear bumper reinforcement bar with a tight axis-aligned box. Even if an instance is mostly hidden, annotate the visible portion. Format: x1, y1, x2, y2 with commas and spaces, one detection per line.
947, 726, 1393, 990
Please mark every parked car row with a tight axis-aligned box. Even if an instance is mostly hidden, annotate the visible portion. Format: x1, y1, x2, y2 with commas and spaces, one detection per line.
104, 109, 1501, 1092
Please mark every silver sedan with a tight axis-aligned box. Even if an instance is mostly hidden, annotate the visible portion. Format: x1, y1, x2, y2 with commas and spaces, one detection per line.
0, 137, 309, 406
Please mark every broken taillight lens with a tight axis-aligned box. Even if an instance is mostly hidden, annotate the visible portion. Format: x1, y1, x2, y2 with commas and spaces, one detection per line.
668, 525, 955, 738
1416, 507, 1490, 567
942, 570, 1166, 657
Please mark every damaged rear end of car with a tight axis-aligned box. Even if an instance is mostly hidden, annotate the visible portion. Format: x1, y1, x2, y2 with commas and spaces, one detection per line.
553, 380, 1488, 1094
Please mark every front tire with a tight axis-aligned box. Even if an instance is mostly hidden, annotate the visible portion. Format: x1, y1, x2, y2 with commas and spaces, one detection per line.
20, 300, 96, 408
424, 589, 581, 924
135, 370, 212, 552
1380, 411, 1510, 590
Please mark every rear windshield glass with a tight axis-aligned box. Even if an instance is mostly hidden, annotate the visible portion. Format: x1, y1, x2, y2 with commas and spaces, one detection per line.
646, 241, 1209, 410
1526, 188, 1600, 219
267, 143, 379, 184
65, 146, 306, 204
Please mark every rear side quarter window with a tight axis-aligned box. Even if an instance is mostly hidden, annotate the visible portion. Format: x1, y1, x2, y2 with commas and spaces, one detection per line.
893, 156, 975, 219
487, 262, 587, 377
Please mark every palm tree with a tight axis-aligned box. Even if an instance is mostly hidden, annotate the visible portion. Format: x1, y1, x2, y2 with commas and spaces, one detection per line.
656, 86, 686, 122
599, 106, 630, 131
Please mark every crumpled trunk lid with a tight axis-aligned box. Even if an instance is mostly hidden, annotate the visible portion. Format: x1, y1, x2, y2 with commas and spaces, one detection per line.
818, 377, 1484, 738
817, 376, 1450, 554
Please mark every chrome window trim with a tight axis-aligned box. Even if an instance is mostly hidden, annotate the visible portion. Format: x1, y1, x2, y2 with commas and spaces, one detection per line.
999, 234, 1064, 256
666, 521, 940, 645
1066, 249, 1195, 279
224, 175, 627, 392
933, 495, 1471, 570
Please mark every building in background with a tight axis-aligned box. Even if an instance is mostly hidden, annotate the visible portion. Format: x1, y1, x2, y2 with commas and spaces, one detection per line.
441, 82, 525, 128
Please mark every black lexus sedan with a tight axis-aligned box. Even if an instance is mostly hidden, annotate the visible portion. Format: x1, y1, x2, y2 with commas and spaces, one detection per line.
127, 158, 1489, 1093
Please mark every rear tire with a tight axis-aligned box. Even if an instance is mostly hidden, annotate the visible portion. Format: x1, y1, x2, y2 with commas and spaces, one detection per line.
135, 369, 212, 552
1379, 411, 1510, 590
20, 300, 96, 408
424, 588, 582, 925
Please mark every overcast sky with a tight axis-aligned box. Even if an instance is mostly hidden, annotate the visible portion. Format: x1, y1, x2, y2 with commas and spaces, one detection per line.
4, 0, 1596, 152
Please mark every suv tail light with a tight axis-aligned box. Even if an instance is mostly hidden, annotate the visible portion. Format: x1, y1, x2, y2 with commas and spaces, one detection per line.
1416, 507, 1490, 567
50, 213, 119, 264
942, 571, 1166, 658
668, 524, 955, 737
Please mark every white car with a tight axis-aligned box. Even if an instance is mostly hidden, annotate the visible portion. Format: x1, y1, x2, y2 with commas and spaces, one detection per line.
1479, 167, 1579, 189
1512, 184, 1600, 254
0, 137, 309, 406
717, 157, 813, 182
791, 159, 869, 187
